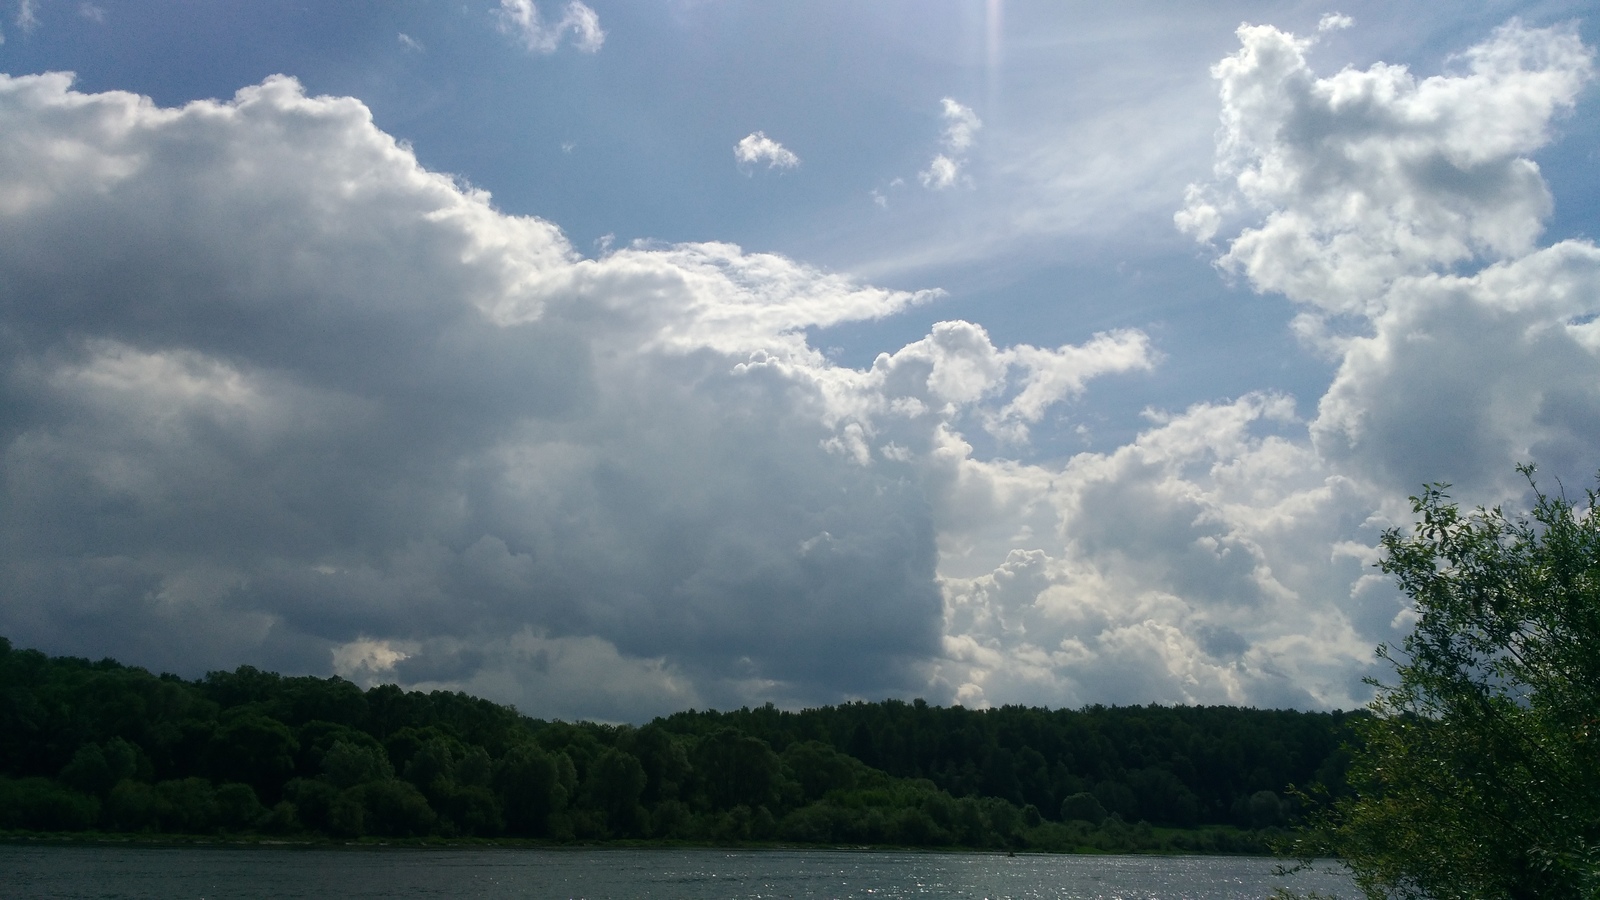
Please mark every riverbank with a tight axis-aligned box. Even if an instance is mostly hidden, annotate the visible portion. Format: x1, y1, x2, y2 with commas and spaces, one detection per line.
0, 822, 1283, 856
0, 842, 1357, 900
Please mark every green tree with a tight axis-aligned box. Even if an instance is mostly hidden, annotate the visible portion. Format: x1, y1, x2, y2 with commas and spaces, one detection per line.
495, 743, 567, 835
59, 738, 141, 798
581, 747, 647, 835
1060, 791, 1107, 825
1291, 469, 1600, 899
782, 740, 860, 802
353, 779, 436, 837
155, 777, 219, 833
207, 714, 297, 800
214, 782, 266, 830
321, 739, 394, 789
106, 779, 162, 831
629, 724, 691, 806
694, 728, 783, 811
0, 777, 100, 831
284, 777, 341, 832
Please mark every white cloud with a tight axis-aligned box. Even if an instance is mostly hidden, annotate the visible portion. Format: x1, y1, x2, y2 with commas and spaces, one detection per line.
835, 321, 1156, 445
933, 17, 1600, 714
2, 16, 1596, 719
1176, 17, 1600, 501
496, 0, 604, 54
938, 97, 982, 152
1317, 13, 1353, 32
1178, 19, 1592, 321
332, 636, 415, 681
920, 98, 982, 190
734, 131, 800, 170
928, 392, 1378, 710
430, 629, 704, 725
920, 155, 960, 190
398, 32, 423, 52
1311, 242, 1600, 500
15, 0, 36, 32
0, 71, 1141, 718
79, 3, 104, 24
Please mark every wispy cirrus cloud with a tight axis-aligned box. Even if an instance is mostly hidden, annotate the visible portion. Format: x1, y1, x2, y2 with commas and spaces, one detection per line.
496, 0, 603, 54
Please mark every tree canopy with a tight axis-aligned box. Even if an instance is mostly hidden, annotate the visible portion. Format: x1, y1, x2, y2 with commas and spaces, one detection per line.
0, 635, 1353, 852
1290, 467, 1600, 899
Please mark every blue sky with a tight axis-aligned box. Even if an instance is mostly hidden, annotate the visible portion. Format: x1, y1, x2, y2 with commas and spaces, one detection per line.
1, 0, 1597, 720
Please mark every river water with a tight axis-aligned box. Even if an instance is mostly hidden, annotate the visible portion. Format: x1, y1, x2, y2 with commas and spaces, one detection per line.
1, 844, 1354, 899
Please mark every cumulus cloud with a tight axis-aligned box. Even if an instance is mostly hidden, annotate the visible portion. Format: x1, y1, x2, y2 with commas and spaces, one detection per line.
0, 72, 1141, 719
734, 131, 800, 170
929, 392, 1377, 710
938, 97, 982, 152
2, 16, 1595, 720
921, 98, 982, 190
1317, 13, 1353, 33
1178, 19, 1591, 320
920, 155, 961, 190
1175, 18, 1599, 497
933, 18, 1600, 712
496, 0, 604, 54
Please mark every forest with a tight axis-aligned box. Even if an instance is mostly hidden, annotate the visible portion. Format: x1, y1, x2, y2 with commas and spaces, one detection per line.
0, 636, 1356, 853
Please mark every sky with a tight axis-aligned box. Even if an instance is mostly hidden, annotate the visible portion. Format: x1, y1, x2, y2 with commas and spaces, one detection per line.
1, 0, 1598, 722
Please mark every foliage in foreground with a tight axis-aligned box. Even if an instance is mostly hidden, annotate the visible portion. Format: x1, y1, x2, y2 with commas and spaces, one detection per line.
0, 636, 1349, 850
1283, 467, 1600, 898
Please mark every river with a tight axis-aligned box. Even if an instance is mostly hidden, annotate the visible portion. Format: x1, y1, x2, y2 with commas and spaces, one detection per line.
1, 844, 1354, 898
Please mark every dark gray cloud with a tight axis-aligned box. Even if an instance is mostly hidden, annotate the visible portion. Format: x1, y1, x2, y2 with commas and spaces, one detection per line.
0, 73, 951, 716
4, 16, 1594, 720
0, 71, 1153, 720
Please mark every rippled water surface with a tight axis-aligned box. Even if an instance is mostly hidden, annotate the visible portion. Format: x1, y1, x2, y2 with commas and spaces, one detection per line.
1, 845, 1354, 899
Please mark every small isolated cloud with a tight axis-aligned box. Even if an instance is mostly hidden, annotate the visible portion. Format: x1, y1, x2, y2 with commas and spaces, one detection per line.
1318, 13, 1353, 32
921, 98, 982, 190
938, 97, 982, 152
397, 32, 423, 52
735, 131, 800, 170
496, 0, 604, 54
16, 0, 37, 32
870, 178, 906, 208
79, 3, 104, 24
920, 155, 960, 190
332, 637, 415, 683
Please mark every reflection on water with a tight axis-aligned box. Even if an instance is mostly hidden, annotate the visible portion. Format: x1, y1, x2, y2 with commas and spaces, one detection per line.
1, 844, 1353, 899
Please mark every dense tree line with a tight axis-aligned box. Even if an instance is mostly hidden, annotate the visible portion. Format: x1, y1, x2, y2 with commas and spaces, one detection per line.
0, 637, 1354, 852
657, 699, 1354, 830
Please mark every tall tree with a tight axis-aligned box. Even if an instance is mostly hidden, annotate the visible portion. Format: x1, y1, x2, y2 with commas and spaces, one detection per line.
1293, 468, 1600, 899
